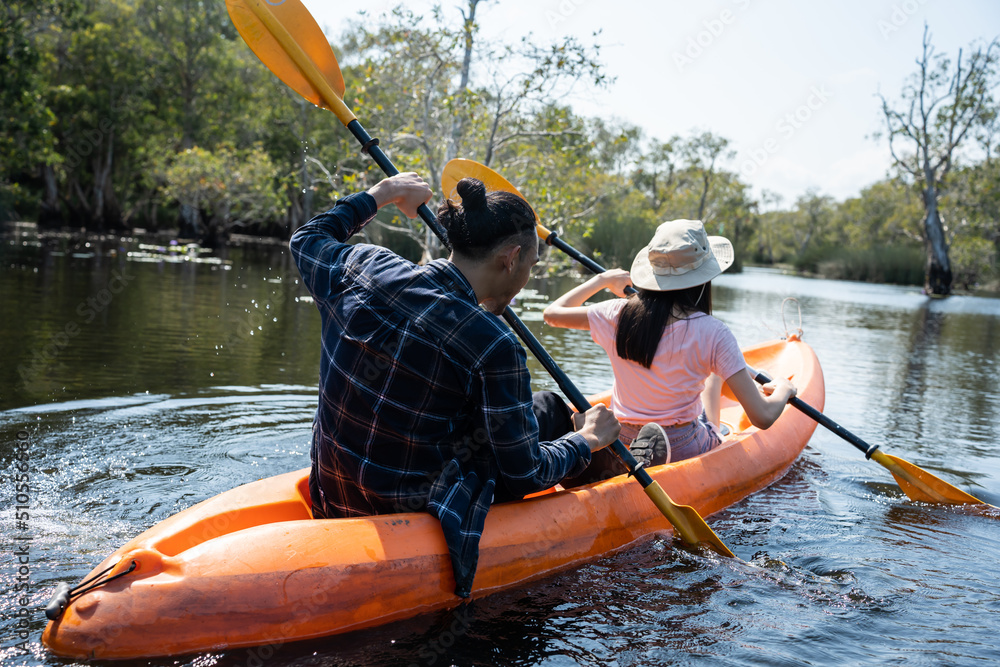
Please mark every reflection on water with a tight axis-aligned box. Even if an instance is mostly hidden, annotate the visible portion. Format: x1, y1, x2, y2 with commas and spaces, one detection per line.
2, 242, 1000, 665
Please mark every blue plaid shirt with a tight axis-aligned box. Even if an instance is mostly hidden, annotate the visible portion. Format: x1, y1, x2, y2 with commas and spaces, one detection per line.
290, 193, 591, 597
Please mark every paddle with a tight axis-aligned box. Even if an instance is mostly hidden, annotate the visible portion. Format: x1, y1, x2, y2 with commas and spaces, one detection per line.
445, 159, 994, 509
748, 368, 994, 507
225, 0, 735, 557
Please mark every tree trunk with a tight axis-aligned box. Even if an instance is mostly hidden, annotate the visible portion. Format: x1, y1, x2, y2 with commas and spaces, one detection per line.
445, 0, 479, 165
179, 203, 200, 238
92, 130, 122, 231
38, 163, 61, 227
922, 184, 952, 295
696, 170, 711, 220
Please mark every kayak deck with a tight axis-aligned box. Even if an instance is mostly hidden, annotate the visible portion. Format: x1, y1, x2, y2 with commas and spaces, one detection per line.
42, 338, 822, 660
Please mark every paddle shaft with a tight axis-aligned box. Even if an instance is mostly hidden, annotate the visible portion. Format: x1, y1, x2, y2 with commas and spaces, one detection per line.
500, 309, 656, 486
346, 121, 446, 245
749, 368, 878, 458
540, 228, 606, 275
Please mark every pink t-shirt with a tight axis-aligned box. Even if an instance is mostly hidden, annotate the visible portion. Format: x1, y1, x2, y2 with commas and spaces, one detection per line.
587, 299, 746, 425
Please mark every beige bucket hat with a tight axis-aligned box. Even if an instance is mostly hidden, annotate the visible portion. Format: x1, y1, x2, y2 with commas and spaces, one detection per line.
630, 219, 734, 291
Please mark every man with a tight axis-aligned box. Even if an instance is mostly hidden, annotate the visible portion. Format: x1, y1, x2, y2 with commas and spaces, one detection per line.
290, 172, 619, 597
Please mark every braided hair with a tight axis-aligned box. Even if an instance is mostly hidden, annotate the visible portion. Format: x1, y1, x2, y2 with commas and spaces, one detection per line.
437, 178, 536, 260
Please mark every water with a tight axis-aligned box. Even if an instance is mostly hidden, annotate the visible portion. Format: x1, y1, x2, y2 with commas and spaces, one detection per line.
2, 233, 1000, 665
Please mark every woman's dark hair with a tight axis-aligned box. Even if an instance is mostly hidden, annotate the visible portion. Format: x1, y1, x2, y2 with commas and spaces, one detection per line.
615, 283, 712, 368
437, 178, 536, 260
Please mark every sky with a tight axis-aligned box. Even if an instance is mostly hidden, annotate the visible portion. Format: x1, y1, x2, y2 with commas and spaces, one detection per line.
299, 0, 1000, 208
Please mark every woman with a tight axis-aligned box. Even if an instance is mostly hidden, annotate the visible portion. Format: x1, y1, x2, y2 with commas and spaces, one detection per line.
544, 218, 796, 467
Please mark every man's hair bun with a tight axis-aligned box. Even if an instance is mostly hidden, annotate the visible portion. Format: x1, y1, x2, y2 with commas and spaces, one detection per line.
436, 177, 536, 260
455, 178, 487, 211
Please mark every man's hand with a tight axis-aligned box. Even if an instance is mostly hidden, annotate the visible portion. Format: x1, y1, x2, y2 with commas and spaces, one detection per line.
368, 172, 433, 219
571, 404, 620, 453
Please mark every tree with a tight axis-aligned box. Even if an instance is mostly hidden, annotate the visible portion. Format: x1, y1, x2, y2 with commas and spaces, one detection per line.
677, 132, 735, 222
631, 136, 677, 214
0, 0, 81, 221
337, 2, 607, 262
43, 0, 151, 230
707, 173, 756, 272
791, 190, 836, 256
878, 24, 1000, 295
159, 144, 287, 246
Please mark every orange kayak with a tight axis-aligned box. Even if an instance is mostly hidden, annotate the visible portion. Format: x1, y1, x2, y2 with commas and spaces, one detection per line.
42, 337, 823, 660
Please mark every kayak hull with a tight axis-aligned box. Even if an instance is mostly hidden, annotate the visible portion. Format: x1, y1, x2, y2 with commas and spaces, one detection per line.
42, 338, 823, 659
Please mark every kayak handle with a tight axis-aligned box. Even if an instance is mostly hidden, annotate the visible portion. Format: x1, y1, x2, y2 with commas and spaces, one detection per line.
44, 583, 72, 621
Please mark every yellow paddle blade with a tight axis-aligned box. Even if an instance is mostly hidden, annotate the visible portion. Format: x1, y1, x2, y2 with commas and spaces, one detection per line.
870, 450, 992, 506
643, 481, 736, 558
441, 159, 529, 208
442, 159, 551, 235
226, 0, 355, 124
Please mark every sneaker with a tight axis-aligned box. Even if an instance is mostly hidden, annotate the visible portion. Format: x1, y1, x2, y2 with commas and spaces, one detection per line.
629, 423, 671, 468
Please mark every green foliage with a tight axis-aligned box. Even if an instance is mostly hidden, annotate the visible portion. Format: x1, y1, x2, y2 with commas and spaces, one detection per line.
1, 0, 997, 296
159, 145, 288, 237
950, 235, 997, 290
0, 0, 82, 220
807, 245, 926, 285
577, 189, 658, 270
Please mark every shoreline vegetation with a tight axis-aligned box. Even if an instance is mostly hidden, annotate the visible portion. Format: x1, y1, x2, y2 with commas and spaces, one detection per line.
1, 2, 997, 295
6, 221, 999, 298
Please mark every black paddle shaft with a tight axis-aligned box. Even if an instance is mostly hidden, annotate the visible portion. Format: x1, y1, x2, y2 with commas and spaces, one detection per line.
346, 120, 449, 247
750, 368, 879, 459
542, 231, 606, 275
345, 119, 653, 486
538, 231, 638, 296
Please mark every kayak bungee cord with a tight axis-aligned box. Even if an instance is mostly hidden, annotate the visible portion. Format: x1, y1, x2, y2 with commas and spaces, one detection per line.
45, 559, 138, 620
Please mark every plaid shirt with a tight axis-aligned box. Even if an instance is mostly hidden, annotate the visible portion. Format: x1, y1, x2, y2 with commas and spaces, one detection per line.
290, 193, 591, 597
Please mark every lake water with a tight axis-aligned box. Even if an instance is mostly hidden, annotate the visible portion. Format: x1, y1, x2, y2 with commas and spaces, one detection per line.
2, 231, 1000, 665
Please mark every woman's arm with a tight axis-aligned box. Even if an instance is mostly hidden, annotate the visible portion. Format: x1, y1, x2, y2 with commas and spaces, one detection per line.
543, 269, 632, 330
724, 368, 797, 430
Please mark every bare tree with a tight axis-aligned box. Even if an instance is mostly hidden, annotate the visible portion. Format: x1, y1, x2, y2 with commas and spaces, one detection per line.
878, 24, 999, 295
679, 132, 735, 222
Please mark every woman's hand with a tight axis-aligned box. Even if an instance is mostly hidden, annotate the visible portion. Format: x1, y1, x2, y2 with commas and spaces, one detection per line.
597, 269, 632, 297
725, 369, 798, 430
543, 269, 632, 330
761, 376, 797, 404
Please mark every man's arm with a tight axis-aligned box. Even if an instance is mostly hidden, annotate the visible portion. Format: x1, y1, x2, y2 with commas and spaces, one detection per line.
289, 173, 433, 301
475, 339, 616, 497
